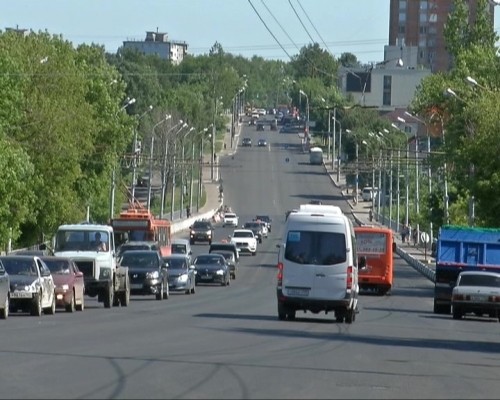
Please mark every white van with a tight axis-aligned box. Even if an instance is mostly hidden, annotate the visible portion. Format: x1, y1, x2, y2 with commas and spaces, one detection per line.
276, 206, 359, 323
361, 187, 378, 202
309, 147, 323, 165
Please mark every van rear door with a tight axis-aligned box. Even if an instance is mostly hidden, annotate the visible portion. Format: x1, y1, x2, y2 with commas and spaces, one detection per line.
283, 223, 348, 300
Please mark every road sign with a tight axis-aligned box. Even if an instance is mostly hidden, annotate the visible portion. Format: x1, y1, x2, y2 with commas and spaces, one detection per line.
420, 232, 430, 244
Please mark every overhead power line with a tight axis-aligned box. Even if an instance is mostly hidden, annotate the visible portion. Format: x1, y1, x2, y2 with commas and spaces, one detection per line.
296, 0, 335, 57
287, 0, 316, 44
247, 0, 293, 60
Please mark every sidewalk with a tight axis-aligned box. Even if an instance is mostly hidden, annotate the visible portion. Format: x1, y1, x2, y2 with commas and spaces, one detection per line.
323, 159, 436, 282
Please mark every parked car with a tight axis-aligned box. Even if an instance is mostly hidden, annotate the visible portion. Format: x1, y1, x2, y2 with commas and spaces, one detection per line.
118, 241, 160, 257
451, 271, 500, 321
0, 259, 10, 319
193, 253, 231, 286
170, 239, 193, 262
42, 256, 85, 312
189, 219, 215, 245
162, 254, 196, 295
118, 250, 169, 300
0, 255, 56, 316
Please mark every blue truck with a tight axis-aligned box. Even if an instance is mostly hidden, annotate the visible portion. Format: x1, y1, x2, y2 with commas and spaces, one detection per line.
434, 225, 500, 314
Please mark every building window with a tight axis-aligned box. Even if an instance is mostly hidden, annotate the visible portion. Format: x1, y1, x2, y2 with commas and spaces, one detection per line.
420, 12, 428, 23
399, 0, 407, 9
419, 25, 427, 34
399, 25, 406, 34
399, 12, 406, 23
420, 0, 428, 10
419, 37, 427, 47
383, 75, 392, 106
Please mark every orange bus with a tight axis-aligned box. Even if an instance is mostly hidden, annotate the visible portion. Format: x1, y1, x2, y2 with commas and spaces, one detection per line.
110, 205, 172, 257
354, 226, 395, 295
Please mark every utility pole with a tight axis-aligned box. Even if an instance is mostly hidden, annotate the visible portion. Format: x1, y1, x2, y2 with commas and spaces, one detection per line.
146, 136, 154, 212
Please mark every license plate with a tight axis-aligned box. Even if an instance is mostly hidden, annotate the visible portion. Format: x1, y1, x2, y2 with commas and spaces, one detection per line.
130, 283, 143, 290
287, 288, 309, 296
11, 291, 33, 299
201, 275, 212, 280
470, 295, 485, 302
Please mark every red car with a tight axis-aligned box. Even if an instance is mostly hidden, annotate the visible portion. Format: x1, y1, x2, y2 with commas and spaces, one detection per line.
42, 256, 85, 312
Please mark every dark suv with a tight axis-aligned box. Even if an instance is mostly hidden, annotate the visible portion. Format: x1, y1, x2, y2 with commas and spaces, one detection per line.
243, 221, 264, 243
189, 220, 214, 245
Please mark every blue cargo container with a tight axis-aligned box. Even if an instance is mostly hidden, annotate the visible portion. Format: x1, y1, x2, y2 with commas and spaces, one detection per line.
433, 225, 500, 314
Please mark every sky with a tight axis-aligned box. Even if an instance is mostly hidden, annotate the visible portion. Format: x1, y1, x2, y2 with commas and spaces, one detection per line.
2, 0, 500, 65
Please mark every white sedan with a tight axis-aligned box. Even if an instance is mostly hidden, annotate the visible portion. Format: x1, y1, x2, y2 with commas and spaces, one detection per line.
223, 212, 239, 227
451, 270, 500, 321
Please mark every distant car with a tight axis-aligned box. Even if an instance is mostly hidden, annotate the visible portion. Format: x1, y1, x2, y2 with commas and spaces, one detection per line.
257, 138, 268, 147
242, 137, 252, 147
0, 255, 56, 316
189, 219, 215, 245
451, 271, 500, 321
162, 254, 196, 295
256, 124, 265, 131
223, 212, 239, 228
230, 229, 258, 256
256, 221, 269, 238
42, 256, 85, 312
193, 253, 231, 286
0, 260, 10, 319
243, 221, 265, 243
309, 200, 323, 205
255, 215, 272, 232
170, 239, 193, 262
118, 250, 169, 300
118, 241, 160, 257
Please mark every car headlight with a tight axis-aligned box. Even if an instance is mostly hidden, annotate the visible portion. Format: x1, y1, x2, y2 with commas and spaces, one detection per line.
216, 269, 224, 275
60, 284, 69, 291
146, 271, 159, 279
177, 274, 188, 282
190, 231, 195, 235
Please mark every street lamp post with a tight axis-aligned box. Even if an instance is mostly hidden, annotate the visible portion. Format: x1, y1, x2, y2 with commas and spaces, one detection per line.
110, 97, 136, 219
180, 127, 195, 219
446, 87, 475, 226
147, 115, 171, 212
170, 123, 189, 221
159, 118, 181, 218
131, 105, 153, 203
211, 96, 223, 182
332, 115, 342, 181
299, 89, 309, 139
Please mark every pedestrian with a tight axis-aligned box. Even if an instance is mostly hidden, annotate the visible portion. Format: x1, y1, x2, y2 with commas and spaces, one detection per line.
186, 206, 191, 218
369, 208, 373, 222
412, 227, 418, 246
401, 224, 408, 243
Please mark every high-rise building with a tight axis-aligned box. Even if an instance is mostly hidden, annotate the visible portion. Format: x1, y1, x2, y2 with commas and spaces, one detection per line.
389, 0, 495, 72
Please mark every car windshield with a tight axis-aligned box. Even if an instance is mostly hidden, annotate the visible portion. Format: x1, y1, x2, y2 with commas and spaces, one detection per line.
225, 214, 236, 218
256, 216, 270, 222
234, 231, 253, 238
245, 223, 260, 230
171, 244, 187, 254
194, 255, 223, 265
1, 258, 38, 276
55, 229, 110, 252
120, 253, 159, 268
42, 259, 71, 274
193, 222, 211, 230
213, 252, 234, 262
163, 258, 188, 269
284, 230, 347, 265
459, 274, 500, 287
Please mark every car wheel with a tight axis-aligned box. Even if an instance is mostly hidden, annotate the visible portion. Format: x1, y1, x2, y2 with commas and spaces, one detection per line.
45, 293, 56, 315
120, 284, 130, 307
65, 291, 76, 313
76, 293, 85, 311
163, 284, 169, 300
104, 285, 113, 308
345, 308, 355, 324
231, 272, 236, 280
252, 251, 257, 256
0, 295, 9, 319
156, 283, 163, 300
452, 307, 463, 320
31, 292, 42, 316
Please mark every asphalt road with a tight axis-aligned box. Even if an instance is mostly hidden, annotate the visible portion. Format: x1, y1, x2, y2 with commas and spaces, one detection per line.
1, 121, 500, 399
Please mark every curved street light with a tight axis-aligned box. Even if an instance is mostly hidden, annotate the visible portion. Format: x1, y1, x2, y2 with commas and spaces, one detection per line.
170, 123, 189, 220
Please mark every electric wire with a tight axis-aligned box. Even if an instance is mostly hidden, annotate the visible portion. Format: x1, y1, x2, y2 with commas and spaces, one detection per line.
259, 0, 301, 52
287, 0, 316, 44
296, 0, 336, 57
